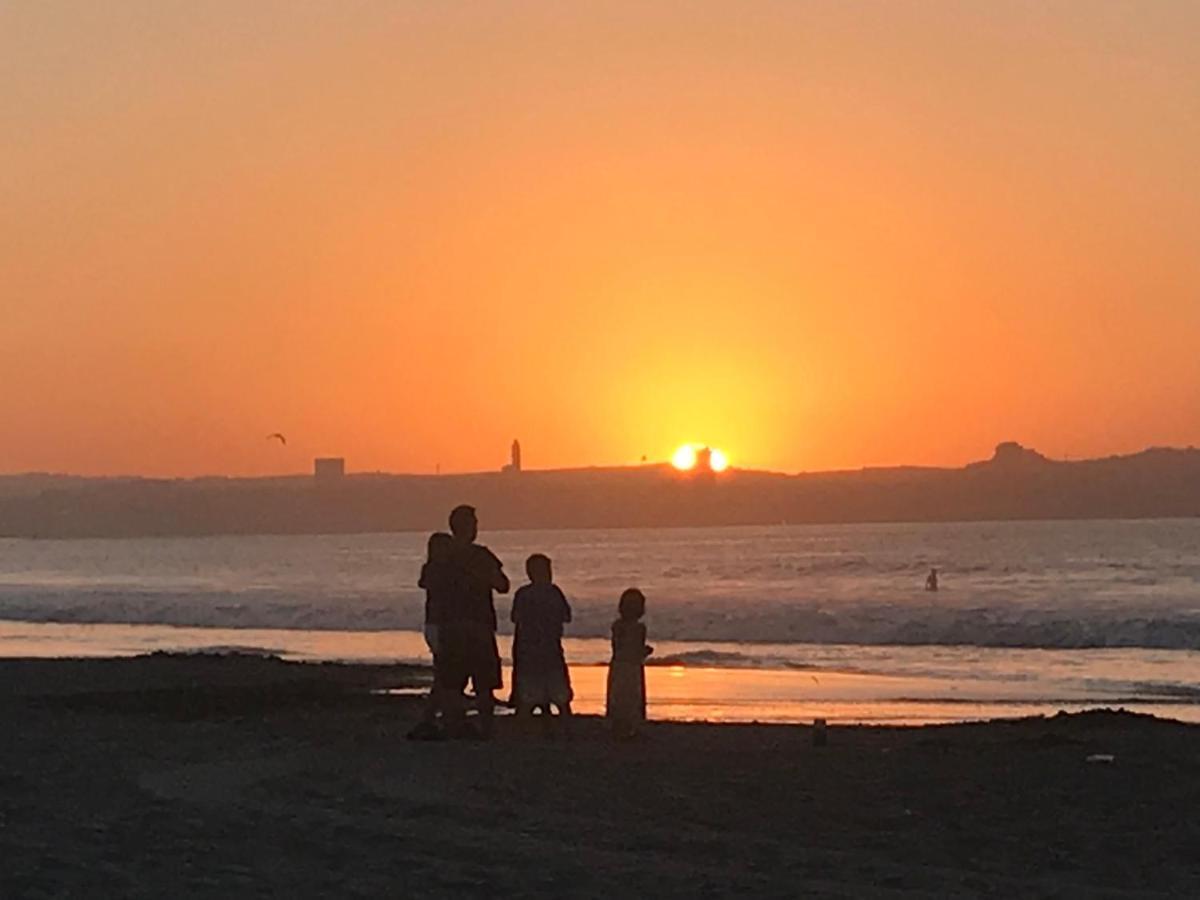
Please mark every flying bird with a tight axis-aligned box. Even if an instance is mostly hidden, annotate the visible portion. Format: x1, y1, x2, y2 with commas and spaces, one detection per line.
266, 433, 287, 446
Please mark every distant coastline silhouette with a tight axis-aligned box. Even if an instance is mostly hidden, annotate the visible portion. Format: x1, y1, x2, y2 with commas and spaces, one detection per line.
7, 442, 1200, 539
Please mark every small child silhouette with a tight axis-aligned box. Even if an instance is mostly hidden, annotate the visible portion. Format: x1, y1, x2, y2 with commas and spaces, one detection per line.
606, 587, 653, 739
510, 553, 573, 735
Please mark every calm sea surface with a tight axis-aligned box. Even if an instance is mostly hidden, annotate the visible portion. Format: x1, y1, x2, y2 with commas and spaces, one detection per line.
2, 521, 1197, 723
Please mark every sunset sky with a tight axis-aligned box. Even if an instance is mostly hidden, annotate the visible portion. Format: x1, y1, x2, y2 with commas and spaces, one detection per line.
3, 2, 1198, 476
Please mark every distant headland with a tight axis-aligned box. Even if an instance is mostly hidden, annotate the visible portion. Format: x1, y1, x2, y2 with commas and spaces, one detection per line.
1, 442, 1198, 538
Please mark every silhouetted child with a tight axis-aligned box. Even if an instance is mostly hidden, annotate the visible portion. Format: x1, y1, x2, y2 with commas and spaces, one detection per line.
606, 587, 653, 739
408, 532, 454, 740
510, 554, 573, 735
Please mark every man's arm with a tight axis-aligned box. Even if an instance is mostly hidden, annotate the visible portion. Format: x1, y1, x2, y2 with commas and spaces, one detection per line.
485, 548, 509, 593
492, 566, 510, 593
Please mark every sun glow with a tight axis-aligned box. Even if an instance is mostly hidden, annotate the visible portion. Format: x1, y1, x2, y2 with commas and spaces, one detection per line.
671, 444, 730, 473
671, 444, 698, 470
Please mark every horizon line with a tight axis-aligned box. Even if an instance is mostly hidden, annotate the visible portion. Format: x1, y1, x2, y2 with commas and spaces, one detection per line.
2, 441, 1197, 483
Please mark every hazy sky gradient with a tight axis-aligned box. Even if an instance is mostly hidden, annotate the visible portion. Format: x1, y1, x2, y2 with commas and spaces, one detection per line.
3, 2, 1198, 475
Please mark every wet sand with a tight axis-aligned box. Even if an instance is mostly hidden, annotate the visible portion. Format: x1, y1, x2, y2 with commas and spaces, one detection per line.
7, 620, 1198, 726
1, 655, 1198, 898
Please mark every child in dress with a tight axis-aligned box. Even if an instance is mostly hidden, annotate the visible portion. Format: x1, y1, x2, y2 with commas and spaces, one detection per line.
510, 553, 573, 735
605, 587, 653, 739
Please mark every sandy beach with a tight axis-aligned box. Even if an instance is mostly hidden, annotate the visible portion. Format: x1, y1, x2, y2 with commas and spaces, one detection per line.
1, 654, 1197, 898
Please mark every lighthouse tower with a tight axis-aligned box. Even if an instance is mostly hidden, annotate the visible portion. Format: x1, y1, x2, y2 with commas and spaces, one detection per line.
503, 439, 522, 474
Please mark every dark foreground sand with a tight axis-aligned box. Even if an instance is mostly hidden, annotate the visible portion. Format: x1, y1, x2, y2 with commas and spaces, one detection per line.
1, 656, 1197, 898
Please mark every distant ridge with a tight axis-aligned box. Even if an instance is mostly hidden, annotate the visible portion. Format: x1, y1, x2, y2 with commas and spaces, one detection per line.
1, 442, 1198, 537
969, 440, 1053, 469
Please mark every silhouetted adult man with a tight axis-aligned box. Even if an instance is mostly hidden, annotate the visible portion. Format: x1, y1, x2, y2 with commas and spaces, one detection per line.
436, 504, 509, 737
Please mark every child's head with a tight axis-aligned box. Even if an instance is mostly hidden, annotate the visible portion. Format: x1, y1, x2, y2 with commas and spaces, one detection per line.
525, 553, 552, 584
426, 531, 453, 562
618, 588, 646, 621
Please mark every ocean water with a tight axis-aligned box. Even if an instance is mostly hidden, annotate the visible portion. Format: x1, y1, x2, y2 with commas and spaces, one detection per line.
1, 521, 1197, 723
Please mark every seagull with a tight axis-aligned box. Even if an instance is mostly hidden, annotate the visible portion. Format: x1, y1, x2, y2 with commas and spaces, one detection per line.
266, 433, 287, 446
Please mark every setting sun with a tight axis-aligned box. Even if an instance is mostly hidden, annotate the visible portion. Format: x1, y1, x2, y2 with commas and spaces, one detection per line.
672, 444, 729, 473
672, 445, 698, 470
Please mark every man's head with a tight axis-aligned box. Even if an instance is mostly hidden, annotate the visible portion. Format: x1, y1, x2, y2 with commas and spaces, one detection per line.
448, 504, 478, 543
525, 553, 552, 585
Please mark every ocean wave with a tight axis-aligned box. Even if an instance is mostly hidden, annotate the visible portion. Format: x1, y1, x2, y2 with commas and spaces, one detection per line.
1128, 682, 1200, 700
172, 645, 288, 658
0, 585, 1198, 650
3, 521, 1200, 651
648, 649, 815, 669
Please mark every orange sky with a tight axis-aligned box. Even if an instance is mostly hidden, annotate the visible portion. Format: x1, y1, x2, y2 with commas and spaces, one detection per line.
3, 2, 1199, 476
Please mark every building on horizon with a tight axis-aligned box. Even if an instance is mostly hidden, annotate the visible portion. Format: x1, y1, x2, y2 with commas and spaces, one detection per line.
502, 439, 522, 474
314, 457, 345, 483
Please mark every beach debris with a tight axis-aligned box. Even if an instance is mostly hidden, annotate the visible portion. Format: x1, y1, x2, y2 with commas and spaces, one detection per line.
813, 717, 828, 746
1085, 753, 1116, 764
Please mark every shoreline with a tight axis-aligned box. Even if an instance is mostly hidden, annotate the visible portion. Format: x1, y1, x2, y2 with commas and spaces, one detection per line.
0, 651, 1195, 728
2, 653, 1198, 896
2, 620, 1197, 726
